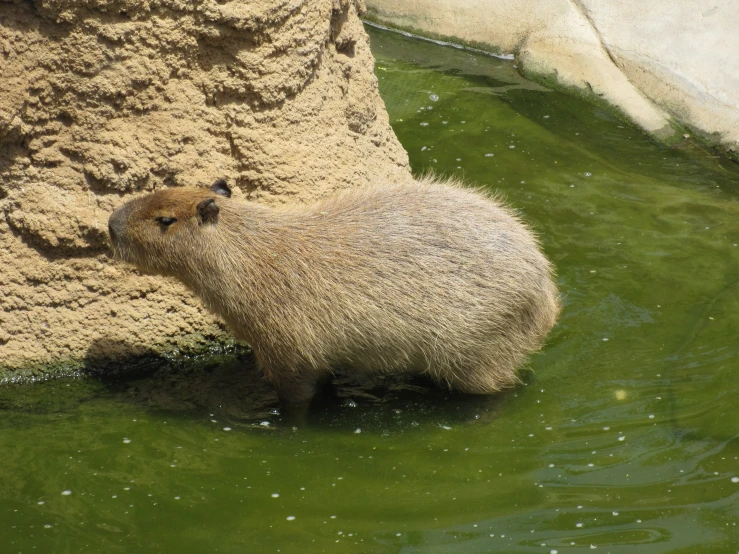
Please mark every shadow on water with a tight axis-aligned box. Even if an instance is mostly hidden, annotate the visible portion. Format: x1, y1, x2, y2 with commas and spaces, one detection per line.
98, 359, 518, 432
0, 335, 518, 433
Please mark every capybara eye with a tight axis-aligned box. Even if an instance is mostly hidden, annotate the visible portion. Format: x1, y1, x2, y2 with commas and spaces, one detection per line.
156, 217, 177, 227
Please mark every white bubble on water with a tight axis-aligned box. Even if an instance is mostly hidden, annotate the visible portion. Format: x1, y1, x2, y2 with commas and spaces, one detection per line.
485, 153, 494, 157
286, 515, 296, 521
613, 511, 619, 516
260, 421, 270, 427
223, 427, 232, 431
37, 501, 45, 505
584, 172, 592, 177
354, 428, 362, 434
731, 477, 739, 483
272, 493, 280, 498
123, 438, 131, 444
429, 94, 439, 101
174, 496, 181, 500
618, 436, 626, 441
576, 522, 583, 528
509, 145, 515, 149
420, 122, 429, 126
61, 490, 72, 496
421, 146, 427, 151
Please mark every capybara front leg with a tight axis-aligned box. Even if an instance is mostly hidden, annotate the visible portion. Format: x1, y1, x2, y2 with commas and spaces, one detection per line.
274, 375, 319, 406
273, 374, 320, 425
274, 376, 317, 425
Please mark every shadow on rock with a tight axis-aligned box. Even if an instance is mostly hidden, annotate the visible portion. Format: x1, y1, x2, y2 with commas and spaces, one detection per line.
83, 336, 277, 421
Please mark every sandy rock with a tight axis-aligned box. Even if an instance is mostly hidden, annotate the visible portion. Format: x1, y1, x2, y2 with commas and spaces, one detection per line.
0, 0, 411, 376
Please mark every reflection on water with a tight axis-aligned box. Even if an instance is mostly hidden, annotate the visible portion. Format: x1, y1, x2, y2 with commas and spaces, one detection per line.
1, 24, 738, 554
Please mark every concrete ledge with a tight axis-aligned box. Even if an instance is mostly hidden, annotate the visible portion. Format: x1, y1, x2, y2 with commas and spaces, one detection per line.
365, 0, 739, 161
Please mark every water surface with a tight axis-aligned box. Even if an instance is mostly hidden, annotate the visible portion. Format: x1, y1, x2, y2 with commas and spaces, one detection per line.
1, 25, 738, 554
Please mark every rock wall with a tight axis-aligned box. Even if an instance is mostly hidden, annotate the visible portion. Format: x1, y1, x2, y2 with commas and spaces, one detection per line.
0, 0, 411, 377
365, 0, 739, 160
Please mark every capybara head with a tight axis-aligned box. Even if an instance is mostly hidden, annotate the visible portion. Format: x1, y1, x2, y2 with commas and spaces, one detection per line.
108, 180, 232, 275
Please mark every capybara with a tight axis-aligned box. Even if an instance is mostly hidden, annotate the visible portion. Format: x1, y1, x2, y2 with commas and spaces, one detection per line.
108, 177, 560, 407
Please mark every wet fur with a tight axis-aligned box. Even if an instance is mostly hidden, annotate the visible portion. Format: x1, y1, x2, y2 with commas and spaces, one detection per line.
108, 176, 560, 405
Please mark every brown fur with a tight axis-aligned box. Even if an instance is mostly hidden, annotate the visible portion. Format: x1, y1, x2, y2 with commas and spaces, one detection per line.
108, 176, 560, 406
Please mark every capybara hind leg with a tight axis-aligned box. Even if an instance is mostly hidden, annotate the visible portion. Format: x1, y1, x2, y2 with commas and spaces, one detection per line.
447, 367, 520, 395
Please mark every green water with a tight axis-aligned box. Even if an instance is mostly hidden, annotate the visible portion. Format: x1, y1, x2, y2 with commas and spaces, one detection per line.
2, 26, 739, 554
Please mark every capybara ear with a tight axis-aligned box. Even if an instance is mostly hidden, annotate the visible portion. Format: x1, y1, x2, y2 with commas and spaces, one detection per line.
197, 198, 220, 224
211, 179, 232, 198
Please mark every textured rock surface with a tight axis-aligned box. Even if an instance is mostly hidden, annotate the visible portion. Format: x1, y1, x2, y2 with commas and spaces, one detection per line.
0, 0, 411, 376
365, 0, 739, 160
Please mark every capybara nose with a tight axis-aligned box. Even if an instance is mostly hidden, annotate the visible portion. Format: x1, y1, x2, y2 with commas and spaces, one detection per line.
108, 209, 126, 243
